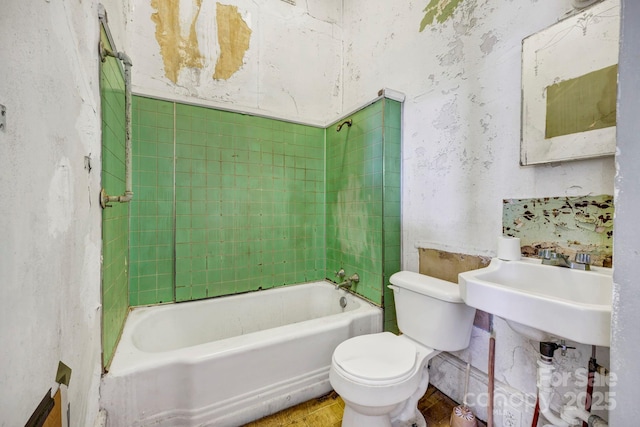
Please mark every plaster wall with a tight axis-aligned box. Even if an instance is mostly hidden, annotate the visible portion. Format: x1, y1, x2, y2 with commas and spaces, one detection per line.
0, 1, 102, 426
128, 0, 343, 125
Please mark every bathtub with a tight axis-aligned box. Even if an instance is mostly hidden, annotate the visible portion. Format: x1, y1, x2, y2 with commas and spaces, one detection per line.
100, 281, 382, 427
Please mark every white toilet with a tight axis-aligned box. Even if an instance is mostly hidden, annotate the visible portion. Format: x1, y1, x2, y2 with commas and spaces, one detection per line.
329, 271, 476, 427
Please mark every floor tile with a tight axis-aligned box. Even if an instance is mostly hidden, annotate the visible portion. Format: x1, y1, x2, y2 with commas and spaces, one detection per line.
246, 385, 487, 427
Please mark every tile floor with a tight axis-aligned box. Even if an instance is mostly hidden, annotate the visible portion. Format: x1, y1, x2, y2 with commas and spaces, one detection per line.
243, 385, 488, 427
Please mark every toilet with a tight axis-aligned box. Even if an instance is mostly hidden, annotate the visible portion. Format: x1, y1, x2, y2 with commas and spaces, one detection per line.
329, 271, 476, 427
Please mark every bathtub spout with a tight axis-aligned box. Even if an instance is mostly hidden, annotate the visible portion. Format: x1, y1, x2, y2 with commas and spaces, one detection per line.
335, 273, 360, 290
335, 281, 352, 290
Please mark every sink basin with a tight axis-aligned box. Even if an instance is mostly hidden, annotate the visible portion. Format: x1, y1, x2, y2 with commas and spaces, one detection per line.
458, 257, 612, 347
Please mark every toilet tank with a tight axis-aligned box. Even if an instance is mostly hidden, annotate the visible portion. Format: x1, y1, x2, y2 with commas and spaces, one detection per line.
389, 271, 476, 351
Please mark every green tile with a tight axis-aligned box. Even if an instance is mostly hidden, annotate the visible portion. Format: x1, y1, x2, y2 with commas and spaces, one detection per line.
157, 287, 174, 303
101, 30, 130, 368
138, 290, 158, 305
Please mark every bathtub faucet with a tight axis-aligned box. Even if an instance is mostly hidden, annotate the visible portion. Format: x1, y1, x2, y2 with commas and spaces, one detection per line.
335, 273, 360, 290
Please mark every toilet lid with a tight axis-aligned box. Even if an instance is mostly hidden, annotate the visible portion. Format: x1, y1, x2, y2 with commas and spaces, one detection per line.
333, 333, 418, 385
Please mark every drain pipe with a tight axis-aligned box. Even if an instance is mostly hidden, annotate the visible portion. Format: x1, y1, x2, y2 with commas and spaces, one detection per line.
99, 42, 133, 208
537, 342, 609, 427
537, 356, 571, 427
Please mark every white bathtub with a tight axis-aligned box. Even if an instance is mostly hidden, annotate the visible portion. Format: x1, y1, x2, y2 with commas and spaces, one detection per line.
100, 281, 382, 427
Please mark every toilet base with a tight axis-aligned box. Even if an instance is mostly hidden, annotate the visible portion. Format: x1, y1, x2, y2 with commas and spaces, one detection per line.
340, 404, 427, 427
391, 410, 426, 427
342, 405, 393, 427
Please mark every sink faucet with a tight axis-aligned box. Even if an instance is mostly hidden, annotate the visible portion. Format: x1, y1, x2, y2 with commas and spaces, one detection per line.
335, 273, 360, 290
539, 249, 591, 271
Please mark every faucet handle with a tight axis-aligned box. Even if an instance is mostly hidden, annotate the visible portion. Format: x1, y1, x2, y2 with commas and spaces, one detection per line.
575, 253, 591, 265
538, 249, 554, 259
335, 268, 345, 279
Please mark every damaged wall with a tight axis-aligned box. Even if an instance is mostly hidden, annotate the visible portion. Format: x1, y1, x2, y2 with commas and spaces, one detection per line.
503, 195, 614, 266
129, 0, 343, 124
116, 0, 619, 425
341, 0, 615, 269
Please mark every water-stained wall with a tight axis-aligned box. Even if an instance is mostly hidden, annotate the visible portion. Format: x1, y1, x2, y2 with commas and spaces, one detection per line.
129, 0, 343, 124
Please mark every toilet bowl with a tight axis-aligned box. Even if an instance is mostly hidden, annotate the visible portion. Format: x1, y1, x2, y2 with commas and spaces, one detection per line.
330, 332, 438, 427
330, 271, 476, 427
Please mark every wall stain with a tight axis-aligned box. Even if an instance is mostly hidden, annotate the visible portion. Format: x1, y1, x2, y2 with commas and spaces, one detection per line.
151, 0, 204, 83
420, 0, 465, 32
213, 3, 252, 80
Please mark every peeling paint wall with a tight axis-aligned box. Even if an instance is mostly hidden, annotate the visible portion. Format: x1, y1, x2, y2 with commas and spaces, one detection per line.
343, 1, 615, 425
150, 0, 205, 84
503, 195, 614, 266
130, 0, 342, 124
420, 0, 465, 31
342, 0, 615, 274
213, 3, 252, 80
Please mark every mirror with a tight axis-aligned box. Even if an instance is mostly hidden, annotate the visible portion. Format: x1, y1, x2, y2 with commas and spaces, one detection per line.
520, 0, 619, 165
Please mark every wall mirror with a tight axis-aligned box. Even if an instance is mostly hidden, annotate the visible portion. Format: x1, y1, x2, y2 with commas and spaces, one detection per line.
520, 0, 619, 165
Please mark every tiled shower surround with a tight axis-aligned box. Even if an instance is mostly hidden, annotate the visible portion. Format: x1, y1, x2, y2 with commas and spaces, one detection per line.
100, 95, 402, 358
326, 101, 401, 330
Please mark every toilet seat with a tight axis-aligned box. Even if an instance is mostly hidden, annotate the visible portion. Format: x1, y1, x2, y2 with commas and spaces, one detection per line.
332, 333, 419, 386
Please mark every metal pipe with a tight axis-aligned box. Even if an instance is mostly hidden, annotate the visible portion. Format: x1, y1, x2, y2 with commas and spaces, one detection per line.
488, 334, 495, 427
99, 43, 134, 208
583, 346, 597, 427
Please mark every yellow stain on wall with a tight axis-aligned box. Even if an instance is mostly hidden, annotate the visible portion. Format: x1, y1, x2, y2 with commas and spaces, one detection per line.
151, 0, 204, 83
214, 3, 252, 80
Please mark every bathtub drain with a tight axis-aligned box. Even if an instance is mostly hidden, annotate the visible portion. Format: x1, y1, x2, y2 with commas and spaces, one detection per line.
339, 297, 347, 308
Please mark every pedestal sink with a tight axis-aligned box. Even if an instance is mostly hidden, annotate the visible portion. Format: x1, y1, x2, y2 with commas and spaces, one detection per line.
458, 257, 612, 347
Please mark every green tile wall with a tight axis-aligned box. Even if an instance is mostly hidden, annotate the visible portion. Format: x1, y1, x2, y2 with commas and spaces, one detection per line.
382, 99, 402, 333
173, 105, 325, 301
100, 27, 129, 368
129, 97, 326, 304
129, 97, 176, 306
325, 98, 402, 325
326, 102, 384, 303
